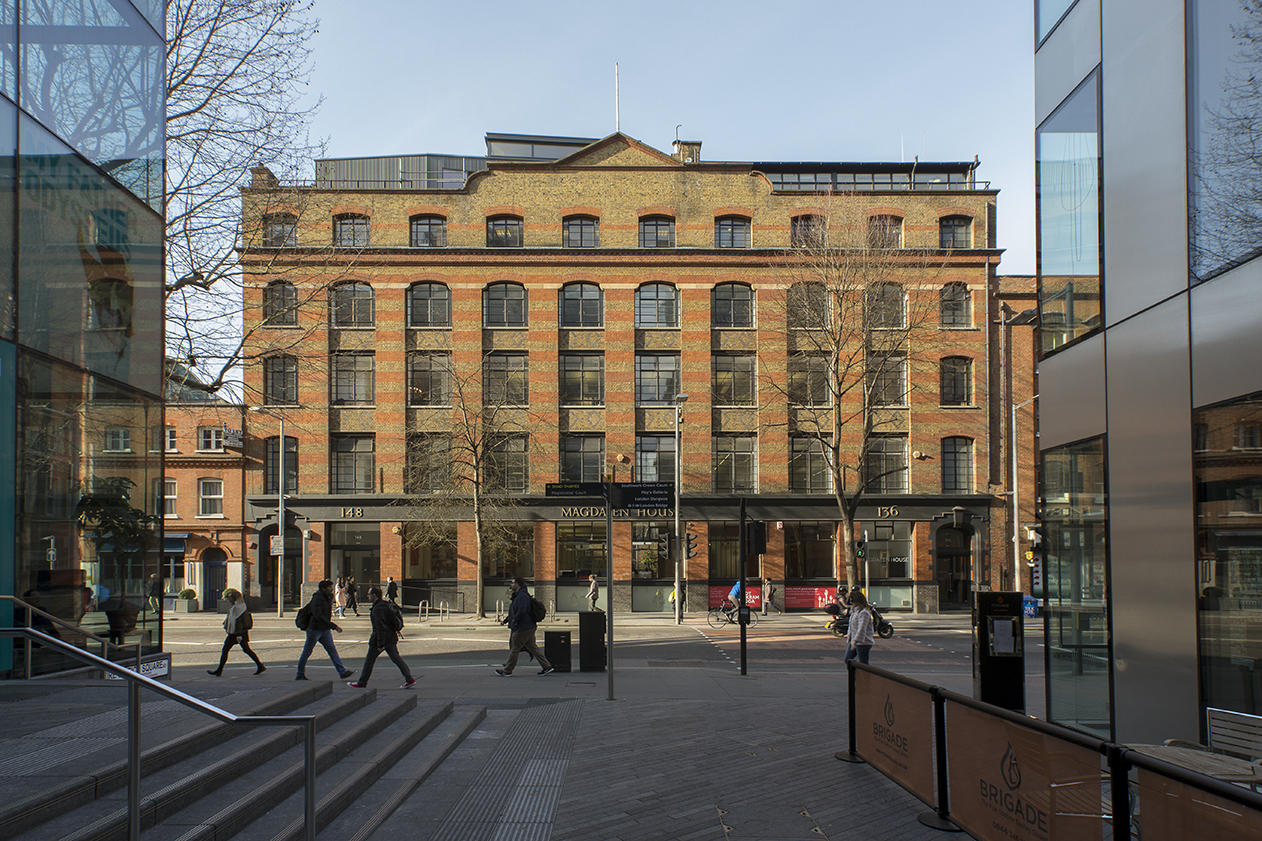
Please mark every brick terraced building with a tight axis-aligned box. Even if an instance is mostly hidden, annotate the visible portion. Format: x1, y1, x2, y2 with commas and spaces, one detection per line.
237, 132, 1033, 615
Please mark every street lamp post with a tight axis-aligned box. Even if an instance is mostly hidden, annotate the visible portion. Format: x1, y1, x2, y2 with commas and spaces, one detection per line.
673, 392, 689, 624
1011, 394, 1038, 594
250, 407, 286, 617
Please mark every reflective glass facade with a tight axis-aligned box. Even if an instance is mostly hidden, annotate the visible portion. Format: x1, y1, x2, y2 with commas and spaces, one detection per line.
1, 0, 164, 678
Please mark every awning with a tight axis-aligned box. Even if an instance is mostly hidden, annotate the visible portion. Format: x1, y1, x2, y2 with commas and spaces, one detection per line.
164, 533, 190, 554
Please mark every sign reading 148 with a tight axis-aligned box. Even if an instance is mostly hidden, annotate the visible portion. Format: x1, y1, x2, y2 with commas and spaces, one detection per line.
341, 507, 364, 518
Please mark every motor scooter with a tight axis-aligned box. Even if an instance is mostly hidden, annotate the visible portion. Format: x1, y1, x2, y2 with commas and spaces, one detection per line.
823, 599, 894, 639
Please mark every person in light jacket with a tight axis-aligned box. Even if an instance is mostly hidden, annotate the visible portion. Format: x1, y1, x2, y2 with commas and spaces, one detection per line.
843, 588, 876, 665
207, 589, 264, 675
586, 574, 601, 611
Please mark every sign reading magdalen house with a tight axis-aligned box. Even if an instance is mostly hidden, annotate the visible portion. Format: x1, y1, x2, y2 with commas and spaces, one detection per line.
854, 670, 935, 806
945, 702, 1103, 841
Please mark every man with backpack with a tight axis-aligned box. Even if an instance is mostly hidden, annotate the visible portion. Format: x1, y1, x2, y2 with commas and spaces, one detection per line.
294, 579, 355, 682
347, 586, 415, 689
495, 577, 553, 677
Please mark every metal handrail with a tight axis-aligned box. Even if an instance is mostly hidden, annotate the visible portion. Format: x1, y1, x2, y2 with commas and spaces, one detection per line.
0, 627, 317, 841
0, 594, 142, 679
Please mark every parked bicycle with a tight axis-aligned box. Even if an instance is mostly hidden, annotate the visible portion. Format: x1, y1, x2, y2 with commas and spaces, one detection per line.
707, 598, 759, 629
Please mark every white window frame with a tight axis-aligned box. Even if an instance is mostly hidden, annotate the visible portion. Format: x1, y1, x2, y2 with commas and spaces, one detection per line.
104, 427, 131, 453
198, 426, 225, 452
198, 478, 224, 517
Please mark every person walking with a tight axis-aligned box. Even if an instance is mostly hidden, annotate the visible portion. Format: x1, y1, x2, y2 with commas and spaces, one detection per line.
844, 588, 876, 665
346, 576, 360, 616
295, 579, 355, 681
208, 589, 264, 675
347, 586, 415, 689
386, 576, 398, 604
335, 577, 348, 618
586, 574, 601, 612
147, 574, 163, 615
495, 577, 554, 677
762, 577, 783, 614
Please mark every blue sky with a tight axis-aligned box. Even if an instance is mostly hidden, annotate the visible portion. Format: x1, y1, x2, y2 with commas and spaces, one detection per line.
304, 0, 1035, 273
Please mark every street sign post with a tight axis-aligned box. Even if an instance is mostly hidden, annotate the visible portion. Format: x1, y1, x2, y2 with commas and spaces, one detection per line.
609, 482, 673, 509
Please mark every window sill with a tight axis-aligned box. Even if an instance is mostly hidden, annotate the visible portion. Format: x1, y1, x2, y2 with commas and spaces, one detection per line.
196, 514, 227, 520
939, 404, 977, 409
408, 324, 453, 330
331, 403, 376, 408
195, 449, 226, 454
410, 403, 454, 409
261, 322, 301, 329
330, 325, 375, 330
103, 450, 132, 454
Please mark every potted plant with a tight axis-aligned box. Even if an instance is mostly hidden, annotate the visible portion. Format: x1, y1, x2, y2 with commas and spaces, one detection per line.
174, 588, 199, 613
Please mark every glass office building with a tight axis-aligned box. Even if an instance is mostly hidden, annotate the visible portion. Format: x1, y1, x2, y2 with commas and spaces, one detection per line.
1036, 0, 1262, 743
0, 0, 165, 677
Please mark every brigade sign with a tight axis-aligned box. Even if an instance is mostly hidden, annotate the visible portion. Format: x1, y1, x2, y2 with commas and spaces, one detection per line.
854, 669, 935, 806
945, 702, 1103, 841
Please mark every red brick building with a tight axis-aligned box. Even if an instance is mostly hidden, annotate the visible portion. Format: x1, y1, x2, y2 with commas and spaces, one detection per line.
236, 132, 1035, 615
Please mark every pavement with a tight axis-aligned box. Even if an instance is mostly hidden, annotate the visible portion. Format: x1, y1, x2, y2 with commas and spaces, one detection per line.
2, 610, 1029, 840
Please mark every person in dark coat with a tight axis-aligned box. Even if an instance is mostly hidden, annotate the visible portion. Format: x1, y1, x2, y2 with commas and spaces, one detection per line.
495, 577, 553, 676
346, 576, 360, 616
295, 579, 355, 681
386, 576, 398, 604
347, 586, 415, 689
207, 589, 264, 675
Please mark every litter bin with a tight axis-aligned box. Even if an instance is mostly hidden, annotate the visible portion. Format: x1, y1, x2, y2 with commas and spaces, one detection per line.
544, 630, 572, 673
578, 611, 606, 672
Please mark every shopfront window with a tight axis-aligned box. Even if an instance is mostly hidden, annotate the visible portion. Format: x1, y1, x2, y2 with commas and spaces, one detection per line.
1042, 436, 1111, 737
328, 523, 380, 586
1037, 70, 1102, 354
1194, 392, 1262, 717
404, 525, 456, 579
707, 521, 741, 579
483, 524, 534, 580
786, 521, 836, 580
556, 522, 606, 578
631, 522, 671, 578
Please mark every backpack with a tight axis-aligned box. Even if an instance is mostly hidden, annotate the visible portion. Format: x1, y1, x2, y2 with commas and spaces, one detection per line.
234, 610, 253, 635
529, 596, 547, 623
384, 601, 404, 633
295, 603, 312, 631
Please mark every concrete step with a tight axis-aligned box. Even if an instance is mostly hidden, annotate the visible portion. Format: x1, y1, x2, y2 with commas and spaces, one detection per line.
0, 681, 331, 840
136, 691, 424, 841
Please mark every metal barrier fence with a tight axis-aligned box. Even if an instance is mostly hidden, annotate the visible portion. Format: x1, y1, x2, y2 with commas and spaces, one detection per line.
844, 661, 1262, 840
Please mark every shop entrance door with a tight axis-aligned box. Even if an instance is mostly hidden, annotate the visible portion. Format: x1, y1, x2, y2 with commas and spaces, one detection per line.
204, 549, 227, 611
935, 526, 973, 607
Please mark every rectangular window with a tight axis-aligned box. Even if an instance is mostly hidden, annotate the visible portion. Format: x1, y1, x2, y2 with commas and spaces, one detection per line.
410, 216, 446, 247
706, 522, 742, 579
484, 353, 528, 406
786, 521, 835, 579
713, 436, 756, 493
638, 217, 675, 248
557, 522, 607, 577
867, 353, 907, 407
264, 355, 298, 405
790, 438, 833, 493
331, 353, 375, 404
940, 358, 972, 406
161, 478, 177, 517
198, 479, 223, 516
563, 216, 599, 248
487, 435, 528, 492
486, 216, 523, 247
560, 354, 604, 406
714, 217, 751, 248
164, 426, 176, 452
867, 215, 902, 248
409, 352, 451, 406
1038, 71, 1101, 353
635, 354, 681, 405
789, 354, 830, 406
636, 435, 676, 483
198, 426, 224, 452
407, 433, 450, 492
791, 215, 825, 248
562, 435, 606, 482
863, 435, 908, 493
941, 437, 974, 493
1043, 436, 1110, 738
712, 354, 755, 406
265, 436, 298, 495
333, 214, 370, 247
104, 427, 130, 452
331, 435, 375, 494
263, 213, 297, 247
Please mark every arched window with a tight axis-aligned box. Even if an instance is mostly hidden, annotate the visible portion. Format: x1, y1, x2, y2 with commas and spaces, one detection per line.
712, 283, 753, 327
560, 282, 603, 327
635, 283, 678, 327
939, 215, 972, 249
867, 282, 905, 328
410, 215, 446, 247
263, 280, 297, 325
408, 282, 451, 327
787, 281, 829, 328
330, 282, 374, 327
791, 214, 825, 248
486, 215, 523, 247
563, 215, 599, 248
940, 357, 973, 406
333, 213, 370, 247
714, 215, 751, 248
941, 437, 974, 493
940, 282, 971, 326
867, 214, 903, 248
638, 215, 675, 248
263, 213, 297, 247
483, 282, 527, 327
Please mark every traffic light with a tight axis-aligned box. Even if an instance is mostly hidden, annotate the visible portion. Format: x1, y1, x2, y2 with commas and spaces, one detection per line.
657, 532, 672, 562
685, 530, 699, 558
854, 539, 866, 560
746, 521, 768, 555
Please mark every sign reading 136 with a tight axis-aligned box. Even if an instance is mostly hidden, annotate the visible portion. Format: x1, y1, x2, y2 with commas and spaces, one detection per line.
876, 506, 899, 518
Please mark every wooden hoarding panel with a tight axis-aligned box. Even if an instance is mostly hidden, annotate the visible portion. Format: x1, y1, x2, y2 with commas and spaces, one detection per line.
1136, 769, 1262, 841
854, 669, 935, 805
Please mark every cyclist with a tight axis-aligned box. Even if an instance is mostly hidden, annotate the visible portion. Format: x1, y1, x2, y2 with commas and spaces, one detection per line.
724, 580, 745, 622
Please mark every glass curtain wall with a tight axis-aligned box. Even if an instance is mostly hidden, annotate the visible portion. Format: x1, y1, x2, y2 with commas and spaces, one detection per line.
1042, 437, 1112, 737
1037, 70, 1102, 354
1194, 393, 1262, 717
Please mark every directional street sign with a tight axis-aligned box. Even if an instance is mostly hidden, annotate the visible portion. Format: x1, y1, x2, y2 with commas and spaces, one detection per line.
610, 482, 674, 509
545, 482, 607, 498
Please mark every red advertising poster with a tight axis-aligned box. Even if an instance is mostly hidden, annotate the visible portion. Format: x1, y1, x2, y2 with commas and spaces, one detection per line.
945, 701, 1104, 841
707, 585, 761, 608
784, 586, 837, 609
1135, 768, 1262, 841
854, 669, 935, 806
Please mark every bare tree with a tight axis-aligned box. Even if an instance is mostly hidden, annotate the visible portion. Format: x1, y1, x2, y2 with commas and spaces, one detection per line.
761, 210, 948, 588
396, 357, 539, 618
165, 0, 325, 398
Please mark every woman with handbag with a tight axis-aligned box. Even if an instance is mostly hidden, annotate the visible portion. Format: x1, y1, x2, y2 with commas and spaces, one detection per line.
208, 589, 265, 675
